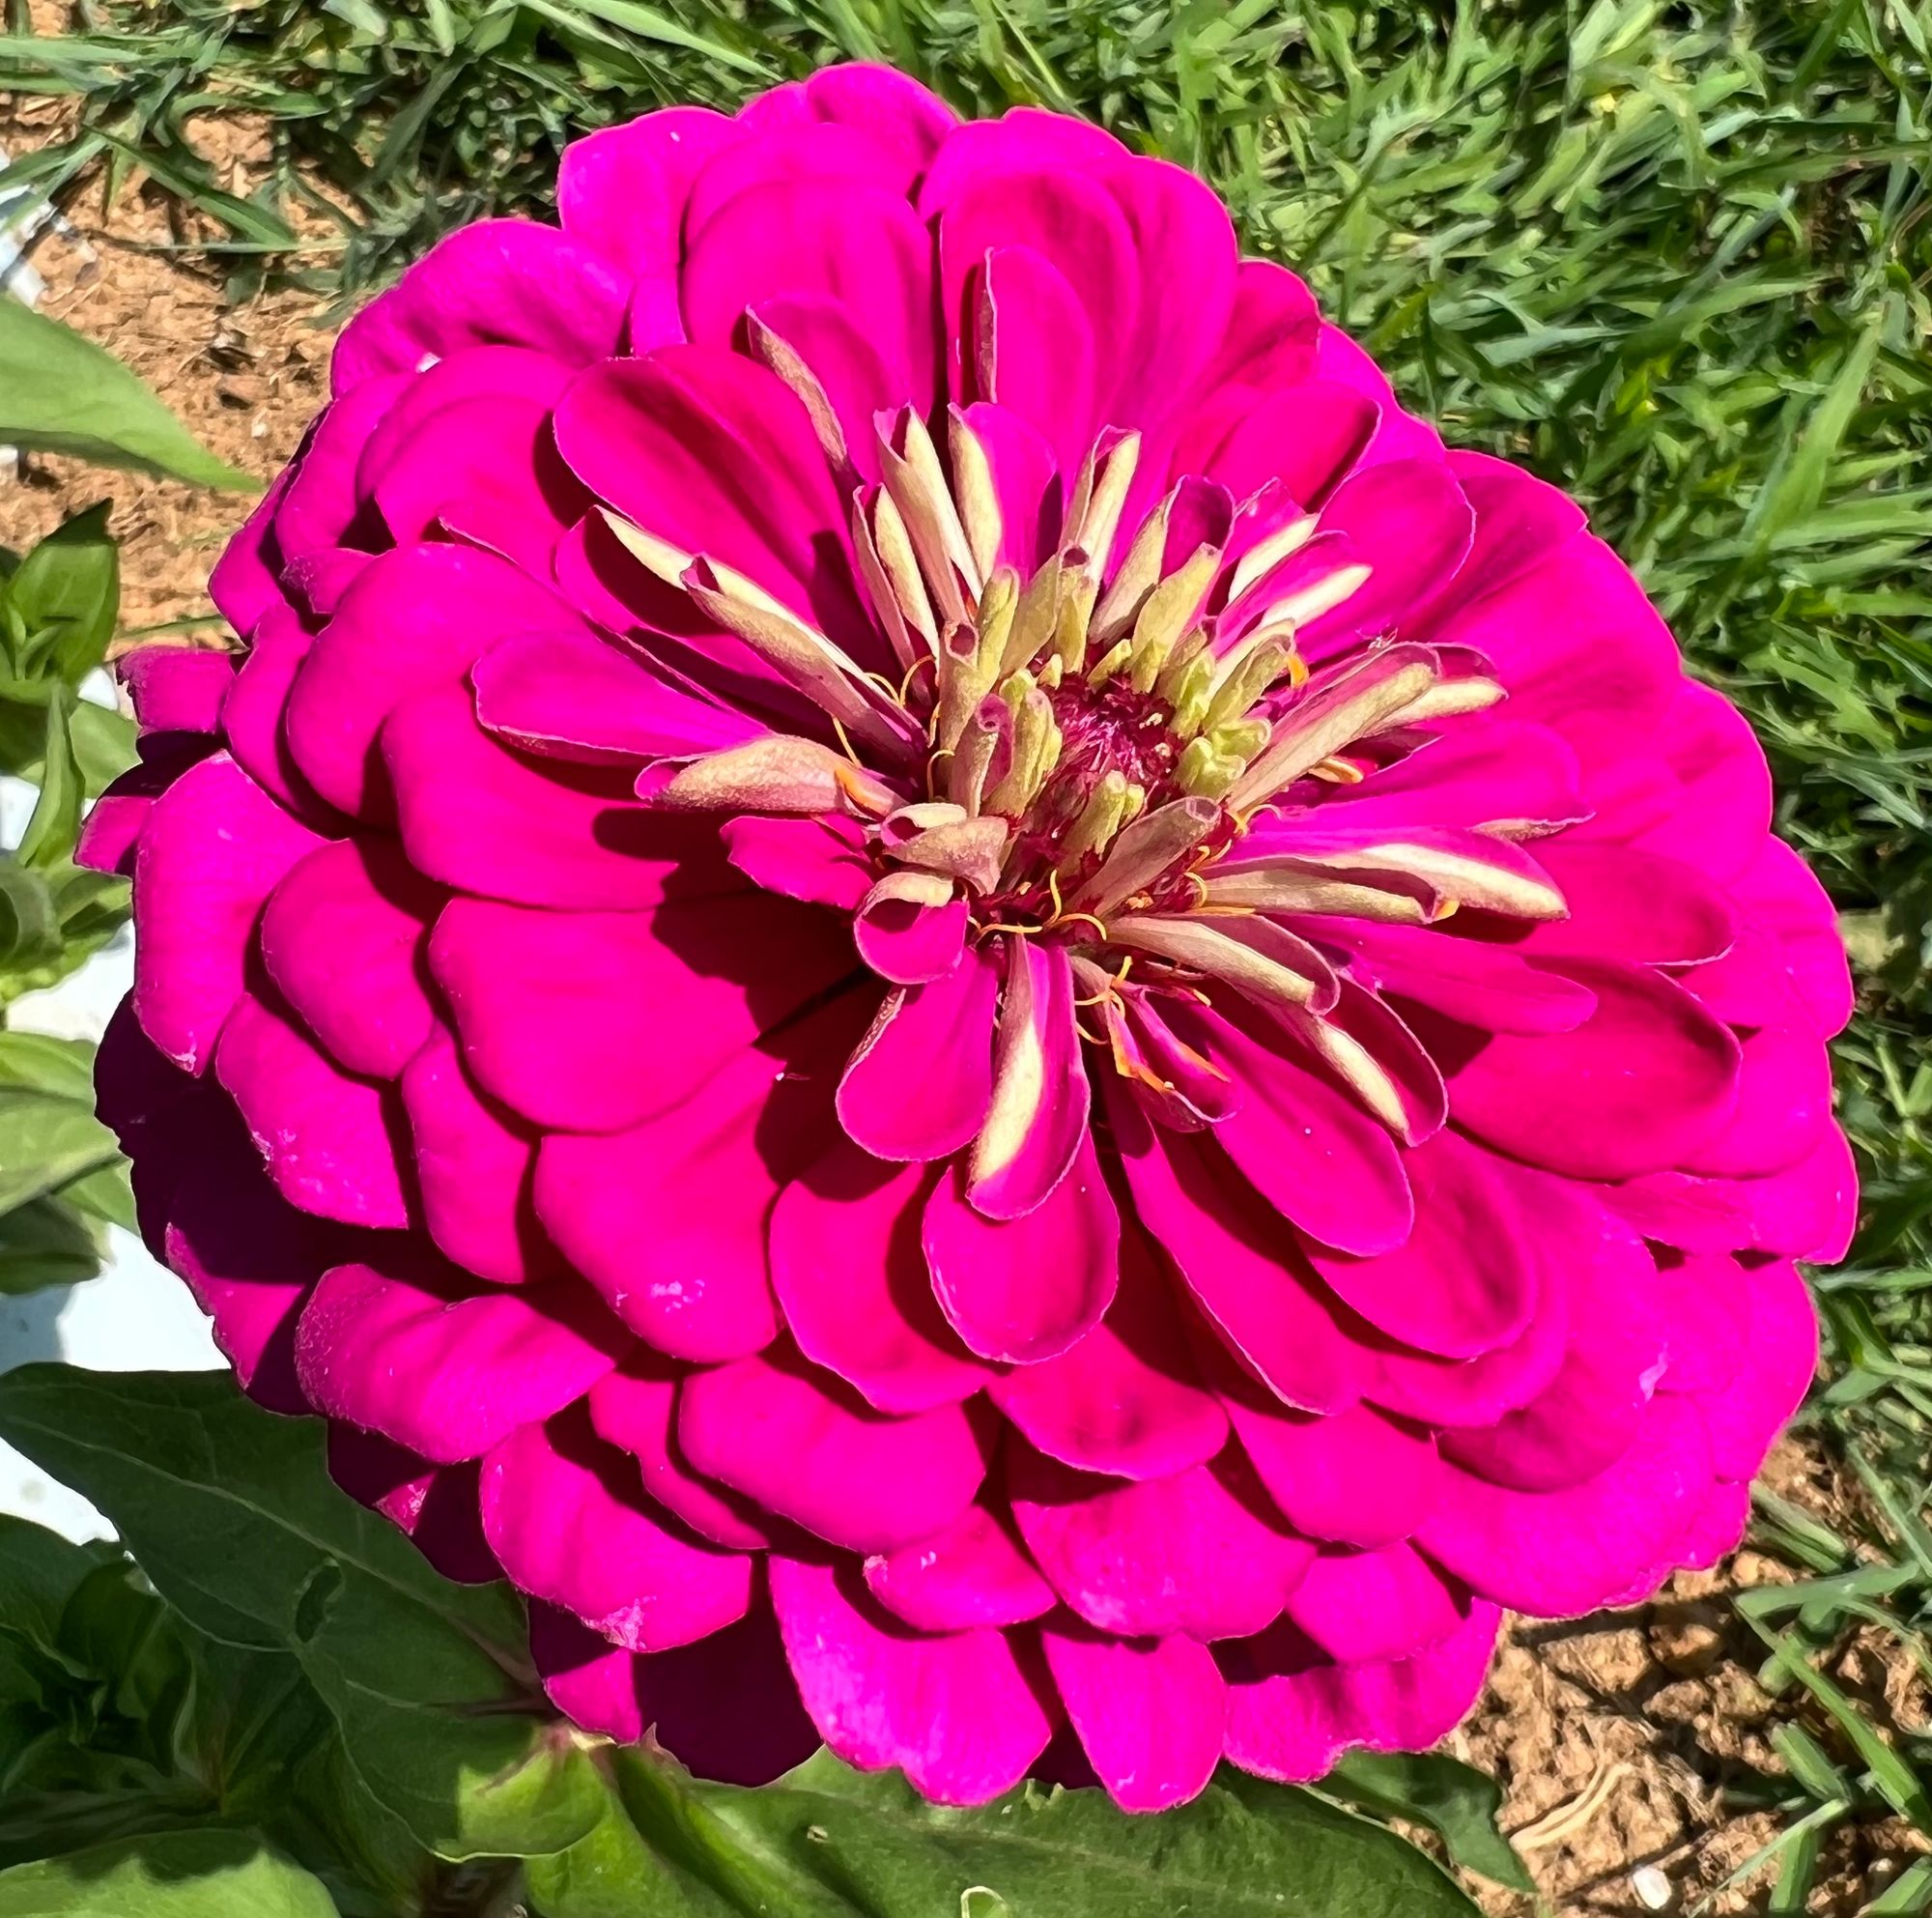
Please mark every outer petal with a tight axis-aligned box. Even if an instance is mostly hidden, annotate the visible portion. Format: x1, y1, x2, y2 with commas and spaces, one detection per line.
837, 947, 1000, 1161
923, 1134, 1119, 1364
769, 1558, 1054, 1807
132, 754, 326, 1074
988, 1225, 1227, 1481
1009, 1443, 1313, 1642
863, 1503, 1055, 1632
1039, 1628, 1226, 1813
480, 1410, 752, 1651
531, 1597, 819, 1787
296, 1256, 627, 1463
214, 993, 412, 1230
772, 1143, 993, 1413
678, 1343, 993, 1556
1220, 1602, 1500, 1784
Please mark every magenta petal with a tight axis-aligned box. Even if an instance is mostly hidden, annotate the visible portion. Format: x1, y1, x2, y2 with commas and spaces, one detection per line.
221, 610, 334, 822
1196, 1010, 1412, 1258
553, 345, 873, 644
941, 168, 1138, 433
1444, 958, 1741, 1181
855, 890, 969, 985
1040, 1628, 1225, 1814
589, 1363, 777, 1551
770, 1558, 1053, 1807
1732, 836, 1855, 1040
121, 645, 234, 736
988, 1226, 1227, 1481
480, 1409, 752, 1651
1112, 1093, 1370, 1415
1651, 1253, 1748, 1396
157, 1113, 343, 1415
1009, 1443, 1313, 1641
1626, 678, 1774, 885
1690, 1023, 1834, 1184
431, 892, 854, 1133
533, 1041, 800, 1363
1284, 1544, 1467, 1667
556, 105, 737, 286
1204, 380, 1378, 507
384, 682, 722, 911
400, 1023, 563, 1286
1696, 1260, 1816, 1482
1303, 1130, 1534, 1360
967, 941, 1090, 1219
210, 463, 296, 639
286, 543, 570, 818
1417, 1394, 1713, 1616
1439, 1201, 1663, 1493
215, 993, 412, 1229
801, 62, 957, 168
373, 392, 584, 576
1321, 920, 1597, 1038
864, 1504, 1054, 1632
724, 814, 872, 910
1523, 842, 1737, 967
296, 1256, 626, 1463
327, 1428, 497, 1584
772, 1143, 993, 1413
1219, 1602, 1499, 1784
532, 1600, 818, 1786
473, 626, 763, 766
331, 218, 629, 393
132, 754, 325, 1074
973, 245, 1097, 477
924, 1132, 1119, 1364
1227, 1396, 1442, 1551
260, 838, 440, 1080
683, 179, 938, 413
678, 1342, 993, 1556
838, 947, 1000, 1161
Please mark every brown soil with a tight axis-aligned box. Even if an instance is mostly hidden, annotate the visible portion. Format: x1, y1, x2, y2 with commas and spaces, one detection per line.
0, 94, 334, 632
5, 100, 1927, 1918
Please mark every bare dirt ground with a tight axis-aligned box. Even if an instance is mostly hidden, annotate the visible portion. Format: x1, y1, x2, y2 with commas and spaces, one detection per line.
3, 105, 1925, 1918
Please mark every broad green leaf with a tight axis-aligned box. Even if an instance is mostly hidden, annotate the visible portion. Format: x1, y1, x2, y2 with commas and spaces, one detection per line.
0, 1516, 118, 1665
0, 1194, 103, 1296
0, 859, 59, 969
68, 699, 136, 796
0, 1090, 120, 1212
0, 1366, 605, 1863
17, 696, 81, 873
0, 301, 256, 492
9, 506, 119, 685
0, 1032, 97, 1099
606, 1749, 1485, 1918
1324, 1751, 1534, 1892
50, 1159, 135, 1235
525, 1789, 719, 1918
0, 1829, 337, 1917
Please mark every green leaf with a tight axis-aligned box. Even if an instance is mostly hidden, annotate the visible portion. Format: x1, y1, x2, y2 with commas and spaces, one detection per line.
0, 1032, 98, 1099
1324, 1751, 1535, 1892
0, 1366, 605, 1864
602, 1749, 1485, 1918
0, 858, 60, 970
8, 507, 119, 685
0, 1515, 119, 1664
0, 301, 257, 492
17, 696, 81, 873
0, 1829, 337, 1917
0, 1195, 104, 1296
68, 700, 135, 797
0, 1090, 120, 1213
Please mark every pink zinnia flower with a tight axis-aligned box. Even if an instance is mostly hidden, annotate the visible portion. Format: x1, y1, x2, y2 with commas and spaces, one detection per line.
86, 65, 1855, 1812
